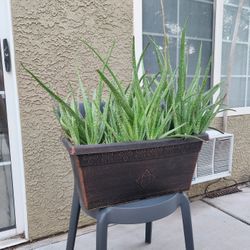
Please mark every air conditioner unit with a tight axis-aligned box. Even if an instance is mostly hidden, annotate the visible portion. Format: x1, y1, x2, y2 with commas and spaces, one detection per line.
192, 130, 234, 185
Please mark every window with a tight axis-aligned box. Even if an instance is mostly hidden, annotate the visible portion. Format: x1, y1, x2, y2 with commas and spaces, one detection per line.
134, 0, 250, 115
221, 0, 250, 108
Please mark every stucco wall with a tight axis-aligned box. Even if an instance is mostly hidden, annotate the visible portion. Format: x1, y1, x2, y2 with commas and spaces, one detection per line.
11, 0, 133, 240
10, 0, 250, 241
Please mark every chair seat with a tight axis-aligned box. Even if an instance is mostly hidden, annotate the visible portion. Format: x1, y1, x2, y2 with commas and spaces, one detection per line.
84, 193, 182, 224
67, 188, 194, 250
114, 193, 177, 208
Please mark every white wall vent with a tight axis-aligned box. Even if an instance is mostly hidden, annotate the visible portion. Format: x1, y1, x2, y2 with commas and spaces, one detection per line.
192, 130, 234, 185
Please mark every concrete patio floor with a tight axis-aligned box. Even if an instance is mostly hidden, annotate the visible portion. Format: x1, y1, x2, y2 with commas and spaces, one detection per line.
15, 186, 250, 250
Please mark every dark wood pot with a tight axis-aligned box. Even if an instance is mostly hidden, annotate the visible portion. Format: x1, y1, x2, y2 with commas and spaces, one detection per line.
63, 134, 208, 210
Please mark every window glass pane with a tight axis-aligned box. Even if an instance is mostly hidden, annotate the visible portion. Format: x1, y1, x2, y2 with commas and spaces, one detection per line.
143, 35, 176, 74
186, 77, 210, 90
143, 0, 177, 34
221, 42, 248, 75
247, 78, 250, 105
142, 0, 214, 82
248, 49, 250, 76
229, 77, 246, 107
223, 5, 250, 42
179, 0, 214, 39
222, 77, 246, 107
224, 0, 250, 8
221, 1, 250, 108
186, 39, 212, 75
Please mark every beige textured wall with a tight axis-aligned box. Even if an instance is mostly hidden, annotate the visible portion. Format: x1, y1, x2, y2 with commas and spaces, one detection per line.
11, 0, 133, 240
10, 0, 250, 241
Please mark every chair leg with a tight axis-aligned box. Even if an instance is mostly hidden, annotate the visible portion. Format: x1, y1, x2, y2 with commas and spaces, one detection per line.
96, 214, 108, 250
145, 222, 152, 244
66, 188, 81, 250
180, 193, 194, 250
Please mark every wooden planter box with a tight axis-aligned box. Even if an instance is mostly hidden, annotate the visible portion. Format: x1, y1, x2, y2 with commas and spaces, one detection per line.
63, 134, 208, 210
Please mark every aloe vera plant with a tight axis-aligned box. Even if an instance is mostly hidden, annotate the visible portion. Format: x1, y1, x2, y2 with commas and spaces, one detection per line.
150, 30, 225, 138
22, 29, 224, 145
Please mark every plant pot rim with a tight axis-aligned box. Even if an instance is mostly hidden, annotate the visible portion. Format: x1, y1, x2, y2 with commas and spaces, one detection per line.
62, 133, 208, 155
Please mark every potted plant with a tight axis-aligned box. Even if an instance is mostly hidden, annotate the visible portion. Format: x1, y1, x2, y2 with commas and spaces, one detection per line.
22, 30, 223, 209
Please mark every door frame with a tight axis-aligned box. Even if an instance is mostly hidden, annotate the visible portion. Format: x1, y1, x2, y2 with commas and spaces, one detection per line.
0, 0, 28, 243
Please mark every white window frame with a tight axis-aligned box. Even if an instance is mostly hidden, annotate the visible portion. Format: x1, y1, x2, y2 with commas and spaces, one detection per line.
0, 0, 28, 247
133, 0, 250, 116
134, 0, 143, 76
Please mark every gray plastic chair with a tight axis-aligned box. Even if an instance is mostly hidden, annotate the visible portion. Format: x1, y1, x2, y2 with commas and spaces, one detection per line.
66, 187, 194, 250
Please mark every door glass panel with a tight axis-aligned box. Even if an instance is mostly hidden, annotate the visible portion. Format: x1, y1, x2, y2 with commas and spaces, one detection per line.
0, 41, 15, 230
0, 98, 11, 163
0, 165, 15, 229
0, 44, 4, 91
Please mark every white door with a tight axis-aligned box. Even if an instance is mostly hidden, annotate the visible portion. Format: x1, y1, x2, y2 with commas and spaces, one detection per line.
0, 0, 27, 247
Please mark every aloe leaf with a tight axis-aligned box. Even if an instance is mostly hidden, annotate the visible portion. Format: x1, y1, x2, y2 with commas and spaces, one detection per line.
149, 36, 166, 72
136, 40, 150, 72
177, 29, 187, 102
97, 69, 134, 120
96, 42, 115, 106
166, 134, 206, 142
132, 37, 146, 109
159, 123, 186, 139
80, 39, 125, 94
